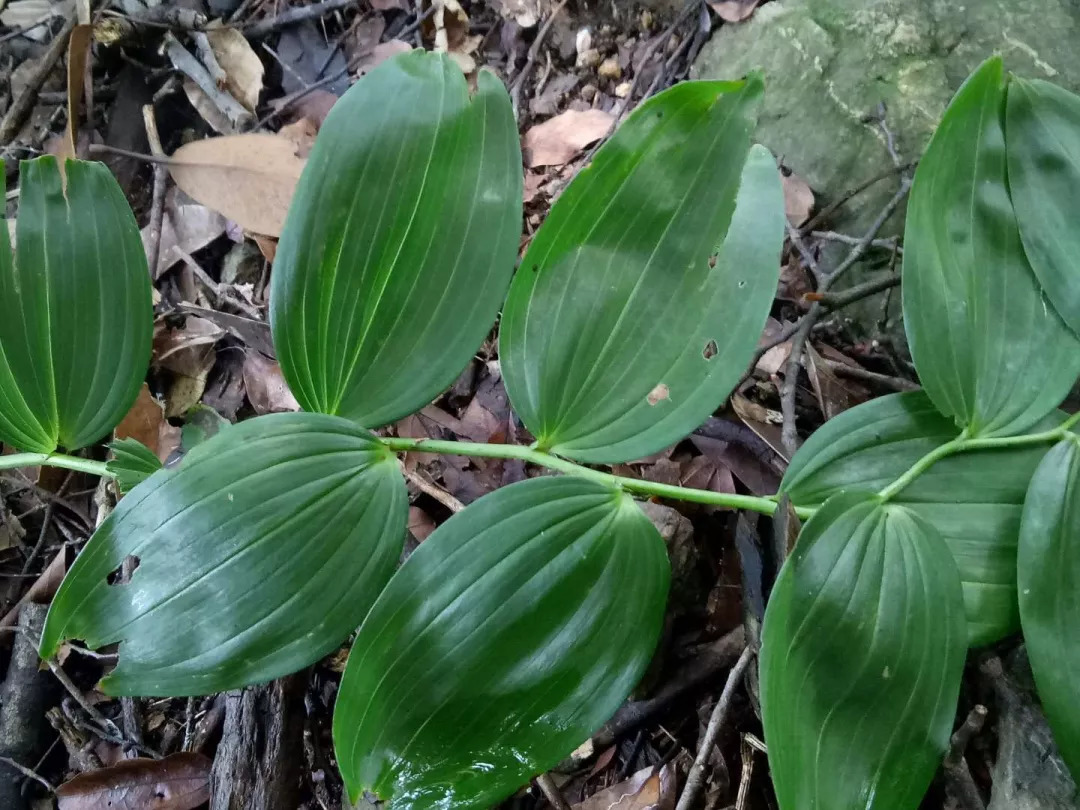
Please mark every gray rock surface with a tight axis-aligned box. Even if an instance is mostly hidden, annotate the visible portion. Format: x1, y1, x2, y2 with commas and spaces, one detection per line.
693, 0, 1080, 250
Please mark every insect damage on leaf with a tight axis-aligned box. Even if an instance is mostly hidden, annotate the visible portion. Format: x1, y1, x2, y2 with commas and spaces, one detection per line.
703, 340, 718, 360
646, 383, 670, 406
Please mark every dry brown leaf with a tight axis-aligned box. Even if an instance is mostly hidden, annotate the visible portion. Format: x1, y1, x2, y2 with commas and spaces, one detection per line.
278, 116, 318, 158
524, 109, 614, 167
345, 14, 386, 63
358, 39, 413, 74
782, 170, 814, 226
243, 350, 301, 414
281, 88, 338, 126
142, 188, 228, 279
707, 0, 763, 22
113, 384, 173, 463
574, 764, 676, 810
168, 133, 306, 237
731, 394, 790, 460
164, 347, 216, 419
408, 505, 437, 542
154, 317, 225, 364
56, 752, 211, 810
680, 454, 736, 497
805, 343, 868, 418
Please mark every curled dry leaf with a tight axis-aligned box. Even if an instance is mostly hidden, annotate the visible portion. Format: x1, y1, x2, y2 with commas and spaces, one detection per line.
56, 752, 212, 810
782, 170, 814, 226
524, 108, 614, 167
168, 133, 306, 237
243, 350, 301, 414
708, 0, 763, 22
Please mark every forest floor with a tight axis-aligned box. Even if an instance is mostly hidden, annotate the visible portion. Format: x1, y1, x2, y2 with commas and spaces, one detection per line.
0, 1, 1038, 809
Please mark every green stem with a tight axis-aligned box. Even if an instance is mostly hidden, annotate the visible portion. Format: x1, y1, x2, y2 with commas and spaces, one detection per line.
0, 452, 110, 478
879, 410, 1080, 502
381, 437, 813, 519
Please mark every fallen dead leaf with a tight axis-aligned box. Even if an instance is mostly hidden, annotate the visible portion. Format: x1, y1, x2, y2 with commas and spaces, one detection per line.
707, 0, 763, 22
168, 133, 306, 237
732, 394, 790, 460
430, 0, 477, 71
154, 317, 225, 364
164, 347, 216, 420
524, 108, 614, 167
356, 39, 413, 75
278, 116, 318, 158
243, 351, 301, 414
113, 384, 174, 463
345, 14, 385, 63
681, 454, 736, 498
408, 505, 437, 542
782, 170, 815, 226
805, 343, 868, 418
56, 752, 211, 810
279, 88, 338, 126
573, 764, 676, 810
141, 188, 227, 278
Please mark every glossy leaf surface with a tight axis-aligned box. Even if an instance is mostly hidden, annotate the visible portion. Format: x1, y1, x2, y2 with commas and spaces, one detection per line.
271, 51, 522, 428
0, 158, 152, 452
107, 437, 163, 494
41, 413, 406, 695
1007, 77, 1080, 334
903, 57, 1080, 437
1018, 438, 1080, 776
761, 492, 967, 810
782, 391, 1055, 644
333, 476, 670, 809
501, 77, 784, 463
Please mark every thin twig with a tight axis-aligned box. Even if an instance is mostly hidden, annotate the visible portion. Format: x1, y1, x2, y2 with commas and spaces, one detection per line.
20, 473, 70, 576
613, 0, 701, 120
799, 161, 915, 235
0, 13, 52, 44
819, 357, 917, 392
943, 705, 988, 810
535, 772, 572, 810
509, 0, 571, 120
403, 467, 465, 514
47, 659, 127, 742
0, 13, 77, 146
245, 0, 360, 38
811, 230, 901, 253
813, 274, 899, 309
0, 755, 55, 793
675, 645, 754, 810
192, 31, 228, 87
780, 177, 911, 453
142, 104, 168, 278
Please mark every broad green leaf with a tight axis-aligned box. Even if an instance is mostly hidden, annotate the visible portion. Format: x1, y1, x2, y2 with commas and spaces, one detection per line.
1006, 76, 1080, 335
500, 77, 784, 464
761, 492, 967, 810
271, 51, 522, 428
40, 413, 406, 695
1018, 438, 1080, 777
782, 391, 1057, 645
903, 57, 1080, 437
0, 158, 153, 452
107, 437, 163, 494
333, 476, 669, 809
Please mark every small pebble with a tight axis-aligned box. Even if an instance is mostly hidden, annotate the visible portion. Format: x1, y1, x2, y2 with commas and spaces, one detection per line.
614, 81, 632, 98
575, 27, 592, 57
580, 83, 598, 101
577, 48, 602, 68
598, 57, 622, 80
640, 9, 654, 30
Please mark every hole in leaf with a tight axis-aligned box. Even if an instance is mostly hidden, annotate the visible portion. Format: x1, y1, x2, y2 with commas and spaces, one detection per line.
708, 252, 718, 268
703, 339, 718, 360
106, 555, 141, 586
737, 280, 746, 289
531, 264, 539, 273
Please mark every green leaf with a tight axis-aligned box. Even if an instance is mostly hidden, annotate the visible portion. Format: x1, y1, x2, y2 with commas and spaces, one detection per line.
0, 158, 153, 452
333, 476, 669, 809
271, 51, 522, 428
1018, 437, 1080, 777
782, 391, 1056, 645
500, 77, 784, 464
761, 492, 967, 810
1006, 76, 1080, 335
107, 438, 163, 494
40, 412, 406, 696
902, 56, 1080, 437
